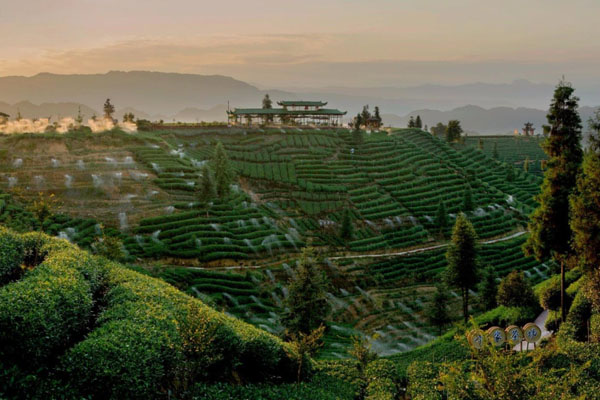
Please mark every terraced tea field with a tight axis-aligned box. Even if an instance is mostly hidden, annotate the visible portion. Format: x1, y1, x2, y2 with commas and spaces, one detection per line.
0, 127, 550, 358
461, 135, 548, 176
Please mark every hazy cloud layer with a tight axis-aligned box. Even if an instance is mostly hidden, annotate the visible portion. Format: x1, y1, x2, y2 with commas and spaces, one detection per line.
1, 0, 600, 87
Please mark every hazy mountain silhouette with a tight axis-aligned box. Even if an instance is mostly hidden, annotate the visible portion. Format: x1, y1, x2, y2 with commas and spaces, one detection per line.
0, 71, 262, 116
0, 72, 597, 133
383, 105, 598, 134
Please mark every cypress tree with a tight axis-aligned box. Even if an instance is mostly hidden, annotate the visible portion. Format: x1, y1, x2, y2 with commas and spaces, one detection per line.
408, 116, 415, 128
523, 157, 530, 173
492, 142, 499, 159
211, 142, 234, 198
339, 208, 354, 242
198, 164, 216, 202
415, 115, 422, 129
426, 284, 451, 335
445, 213, 479, 323
462, 186, 474, 212
282, 248, 330, 335
478, 138, 484, 150
570, 150, 600, 274
524, 80, 583, 322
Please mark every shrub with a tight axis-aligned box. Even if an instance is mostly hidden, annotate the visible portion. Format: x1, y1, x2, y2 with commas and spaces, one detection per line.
497, 270, 537, 308
0, 226, 23, 284
364, 359, 399, 400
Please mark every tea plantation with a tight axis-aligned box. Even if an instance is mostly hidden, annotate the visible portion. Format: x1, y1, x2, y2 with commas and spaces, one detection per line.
0, 127, 551, 362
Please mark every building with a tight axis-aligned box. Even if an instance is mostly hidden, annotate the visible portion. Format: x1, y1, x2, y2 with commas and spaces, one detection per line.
227, 100, 346, 126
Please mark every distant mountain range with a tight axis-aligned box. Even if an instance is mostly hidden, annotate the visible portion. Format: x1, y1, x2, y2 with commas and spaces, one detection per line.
382, 105, 599, 135
0, 71, 597, 134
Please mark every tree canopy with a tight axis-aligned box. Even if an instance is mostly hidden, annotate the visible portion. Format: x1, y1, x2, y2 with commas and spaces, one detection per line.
445, 120, 463, 142
445, 213, 479, 323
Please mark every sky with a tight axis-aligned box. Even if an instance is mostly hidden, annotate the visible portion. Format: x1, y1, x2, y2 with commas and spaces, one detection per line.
1, 0, 600, 88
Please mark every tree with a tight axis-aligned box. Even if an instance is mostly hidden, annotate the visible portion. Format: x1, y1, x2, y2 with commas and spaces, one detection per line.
570, 149, 600, 275
479, 267, 498, 311
462, 186, 474, 212
492, 142, 499, 159
415, 115, 423, 129
211, 142, 234, 198
588, 108, 600, 151
426, 285, 451, 334
262, 94, 273, 124
282, 247, 330, 335
373, 106, 382, 128
408, 116, 415, 128
445, 120, 463, 143
497, 270, 536, 308
478, 138, 484, 151
524, 80, 583, 322
27, 192, 58, 230
353, 113, 363, 130
339, 208, 353, 242
523, 157, 530, 173
435, 201, 448, 236
287, 325, 325, 383
123, 112, 135, 123
198, 164, 216, 202
361, 105, 371, 126
103, 99, 115, 120
75, 106, 84, 125
431, 122, 447, 137
445, 213, 479, 323
16, 109, 22, 121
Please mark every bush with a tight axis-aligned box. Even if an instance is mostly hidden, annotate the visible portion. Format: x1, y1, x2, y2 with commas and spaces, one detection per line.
0, 243, 94, 369
364, 359, 399, 400
0, 227, 23, 285
497, 270, 537, 308
407, 361, 442, 400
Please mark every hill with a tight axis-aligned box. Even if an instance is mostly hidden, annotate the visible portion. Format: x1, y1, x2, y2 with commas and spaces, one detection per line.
0, 71, 262, 116
0, 127, 552, 359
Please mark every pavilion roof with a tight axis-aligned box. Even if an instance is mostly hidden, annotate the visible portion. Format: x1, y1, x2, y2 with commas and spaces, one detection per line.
228, 108, 346, 116
277, 101, 327, 107
0, 112, 9, 118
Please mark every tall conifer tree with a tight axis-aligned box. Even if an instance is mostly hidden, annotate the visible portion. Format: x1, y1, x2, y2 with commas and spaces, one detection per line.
445, 213, 479, 323
524, 80, 583, 322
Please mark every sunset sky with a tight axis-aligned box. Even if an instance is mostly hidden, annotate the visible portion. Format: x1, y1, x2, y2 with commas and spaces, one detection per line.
1, 0, 599, 87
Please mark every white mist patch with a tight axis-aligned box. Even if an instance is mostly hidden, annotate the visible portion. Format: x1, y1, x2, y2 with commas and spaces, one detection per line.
0, 117, 76, 134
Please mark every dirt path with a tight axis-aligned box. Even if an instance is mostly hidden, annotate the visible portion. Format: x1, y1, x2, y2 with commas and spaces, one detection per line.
329, 230, 527, 260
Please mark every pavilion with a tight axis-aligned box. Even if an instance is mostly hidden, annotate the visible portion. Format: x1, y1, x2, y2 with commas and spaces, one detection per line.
227, 100, 346, 126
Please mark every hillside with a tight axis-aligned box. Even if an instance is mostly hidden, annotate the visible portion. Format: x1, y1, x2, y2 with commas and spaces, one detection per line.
0, 127, 552, 358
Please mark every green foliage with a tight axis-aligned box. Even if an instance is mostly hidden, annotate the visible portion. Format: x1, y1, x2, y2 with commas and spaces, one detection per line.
435, 201, 448, 235
415, 115, 422, 129
199, 163, 217, 202
0, 228, 301, 398
407, 361, 442, 400
426, 284, 452, 334
445, 213, 479, 322
524, 80, 583, 261
479, 267, 498, 311
497, 270, 537, 308
0, 227, 24, 285
339, 208, 354, 242
462, 185, 474, 212
211, 142, 235, 198
430, 122, 446, 137
364, 359, 399, 400
103, 98, 115, 120
570, 150, 600, 273
92, 234, 125, 261
282, 248, 330, 335
445, 120, 463, 143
